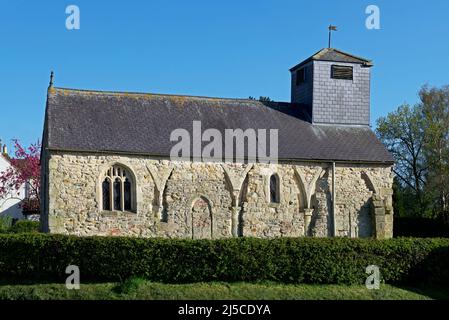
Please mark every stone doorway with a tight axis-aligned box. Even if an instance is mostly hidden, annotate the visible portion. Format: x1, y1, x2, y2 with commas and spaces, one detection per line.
191, 197, 213, 239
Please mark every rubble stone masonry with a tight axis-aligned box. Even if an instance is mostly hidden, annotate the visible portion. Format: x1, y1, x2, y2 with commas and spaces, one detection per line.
41, 152, 394, 239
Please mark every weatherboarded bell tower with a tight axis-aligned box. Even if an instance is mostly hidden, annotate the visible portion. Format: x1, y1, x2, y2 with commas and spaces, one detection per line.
290, 48, 373, 125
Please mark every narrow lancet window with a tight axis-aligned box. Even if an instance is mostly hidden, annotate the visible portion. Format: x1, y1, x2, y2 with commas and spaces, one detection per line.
270, 174, 280, 204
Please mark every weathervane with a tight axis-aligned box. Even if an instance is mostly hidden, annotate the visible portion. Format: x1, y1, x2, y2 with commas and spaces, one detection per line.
328, 25, 337, 48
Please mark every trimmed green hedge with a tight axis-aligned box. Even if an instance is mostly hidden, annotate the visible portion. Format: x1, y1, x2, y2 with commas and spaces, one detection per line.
0, 235, 448, 285
0, 216, 13, 233
8, 221, 40, 234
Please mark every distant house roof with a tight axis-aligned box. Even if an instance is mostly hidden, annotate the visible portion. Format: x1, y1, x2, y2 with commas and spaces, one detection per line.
0, 153, 11, 163
0, 153, 27, 169
42, 87, 393, 164
290, 48, 373, 71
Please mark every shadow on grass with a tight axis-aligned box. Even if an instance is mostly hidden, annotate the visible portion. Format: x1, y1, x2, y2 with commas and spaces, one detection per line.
395, 245, 449, 300
393, 284, 449, 300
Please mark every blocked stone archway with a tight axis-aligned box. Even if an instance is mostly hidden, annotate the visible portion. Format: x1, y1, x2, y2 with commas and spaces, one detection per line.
191, 196, 213, 239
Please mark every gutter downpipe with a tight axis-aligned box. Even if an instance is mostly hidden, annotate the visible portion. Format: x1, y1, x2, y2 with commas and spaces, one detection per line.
332, 161, 337, 237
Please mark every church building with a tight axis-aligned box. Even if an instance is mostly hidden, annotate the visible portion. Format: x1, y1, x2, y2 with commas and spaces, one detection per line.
40, 48, 394, 239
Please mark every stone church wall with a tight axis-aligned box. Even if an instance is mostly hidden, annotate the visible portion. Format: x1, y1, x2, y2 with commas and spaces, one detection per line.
41, 151, 394, 239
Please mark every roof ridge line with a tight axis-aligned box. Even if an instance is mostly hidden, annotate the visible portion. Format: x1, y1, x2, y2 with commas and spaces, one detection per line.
52, 87, 261, 103
329, 48, 372, 63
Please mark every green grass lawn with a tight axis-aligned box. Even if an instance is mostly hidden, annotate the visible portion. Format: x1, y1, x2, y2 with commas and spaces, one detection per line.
0, 279, 447, 300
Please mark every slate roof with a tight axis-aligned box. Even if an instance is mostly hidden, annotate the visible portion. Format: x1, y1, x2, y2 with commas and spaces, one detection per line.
290, 48, 373, 71
43, 87, 393, 164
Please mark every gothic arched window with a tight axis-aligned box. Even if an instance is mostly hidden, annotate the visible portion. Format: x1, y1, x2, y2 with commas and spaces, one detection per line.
102, 165, 136, 212
270, 174, 280, 204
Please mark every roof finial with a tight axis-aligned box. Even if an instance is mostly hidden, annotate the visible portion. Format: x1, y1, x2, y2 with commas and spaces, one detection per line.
328, 25, 337, 48
49, 71, 54, 88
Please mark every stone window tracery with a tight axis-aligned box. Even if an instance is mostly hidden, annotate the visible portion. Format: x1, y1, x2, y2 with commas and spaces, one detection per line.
101, 165, 136, 212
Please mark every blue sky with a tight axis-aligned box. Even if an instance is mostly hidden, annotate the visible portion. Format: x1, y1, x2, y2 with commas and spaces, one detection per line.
1, 0, 448, 150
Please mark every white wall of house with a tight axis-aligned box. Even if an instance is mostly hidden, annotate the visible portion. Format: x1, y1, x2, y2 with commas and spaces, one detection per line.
0, 154, 26, 220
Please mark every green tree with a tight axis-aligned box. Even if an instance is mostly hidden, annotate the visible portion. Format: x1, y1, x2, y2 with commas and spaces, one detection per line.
248, 96, 272, 102
377, 85, 449, 223
392, 177, 405, 217
376, 104, 428, 216
258, 96, 272, 102
420, 85, 449, 222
